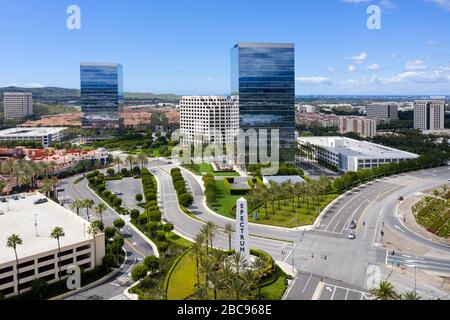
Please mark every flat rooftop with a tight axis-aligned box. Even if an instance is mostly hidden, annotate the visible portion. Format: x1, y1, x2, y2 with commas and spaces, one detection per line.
0, 127, 68, 137
0, 193, 92, 264
298, 136, 419, 159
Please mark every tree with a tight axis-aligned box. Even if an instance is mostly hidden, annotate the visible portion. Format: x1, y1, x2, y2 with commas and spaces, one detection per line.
113, 157, 122, 173
88, 223, 100, 267
224, 223, 235, 251
102, 254, 117, 272
179, 193, 193, 207
135, 194, 143, 203
83, 199, 95, 221
130, 209, 140, 222
6, 234, 23, 295
402, 290, 421, 300
104, 227, 116, 240
50, 227, 65, 280
136, 151, 148, 169
71, 199, 84, 216
192, 239, 203, 286
0, 179, 7, 196
252, 257, 268, 299
229, 252, 248, 275
227, 277, 247, 301
107, 168, 115, 177
370, 281, 399, 300
131, 264, 148, 282
144, 256, 160, 273
114, 219, 125, 229
30, 278, 48, 300
125, 155, 136, 171
95, 202, 107, 223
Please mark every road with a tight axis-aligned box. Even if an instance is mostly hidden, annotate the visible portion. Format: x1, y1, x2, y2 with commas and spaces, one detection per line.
58, 174, 154, 300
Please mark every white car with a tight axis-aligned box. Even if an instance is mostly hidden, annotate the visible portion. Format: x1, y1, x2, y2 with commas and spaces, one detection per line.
348, 231, 356, 240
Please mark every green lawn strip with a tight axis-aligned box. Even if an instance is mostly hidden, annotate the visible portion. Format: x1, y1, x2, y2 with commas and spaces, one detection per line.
183, 163, 239, 177
166, 250, 197, 300
210, 178, 338, 228
259, 266, 288, 300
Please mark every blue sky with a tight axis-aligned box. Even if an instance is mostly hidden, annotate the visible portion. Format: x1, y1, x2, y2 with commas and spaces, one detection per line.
1, 0, 450, 95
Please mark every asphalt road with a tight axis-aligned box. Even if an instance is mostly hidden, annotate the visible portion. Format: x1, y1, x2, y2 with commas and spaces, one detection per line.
58, 174, 153, 300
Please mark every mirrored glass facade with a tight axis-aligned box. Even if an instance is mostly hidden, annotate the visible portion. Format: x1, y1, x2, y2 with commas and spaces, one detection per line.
231, 43, 296, 164
80, 63, 124, 129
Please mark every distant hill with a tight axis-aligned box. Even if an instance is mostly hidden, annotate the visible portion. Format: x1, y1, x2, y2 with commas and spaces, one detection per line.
0, 86, 180, 103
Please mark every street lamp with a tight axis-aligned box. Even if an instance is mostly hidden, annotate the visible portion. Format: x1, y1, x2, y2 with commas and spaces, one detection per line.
405, 259, 417, 294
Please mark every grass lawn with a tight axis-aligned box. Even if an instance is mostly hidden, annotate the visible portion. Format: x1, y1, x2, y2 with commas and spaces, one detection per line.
185, 163, 240, 177
167, 252, 197, 300
209, 180, 242, 219
167, 232, 194, 248
260, 267, 288, 300
209, 179, 339, 228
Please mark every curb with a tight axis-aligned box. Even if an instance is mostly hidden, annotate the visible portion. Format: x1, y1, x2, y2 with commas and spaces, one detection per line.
86, 184, 160, 258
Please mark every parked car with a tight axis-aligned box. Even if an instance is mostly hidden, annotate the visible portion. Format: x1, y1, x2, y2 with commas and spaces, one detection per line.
34, 198, 48, 205
113, 191, 123, 196
0, 198, 7, 203
12, 195, 19, 201
348, 231, 356, 240
398, 196, 404, 201
349, 220, 358, 229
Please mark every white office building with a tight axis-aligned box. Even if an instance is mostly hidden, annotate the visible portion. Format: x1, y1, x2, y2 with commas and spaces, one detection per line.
3, 92, 33, 120
179, 96, 239, 146
0, 193, 105, 298
298, 136, 419, 173
414, 99, 445, 132
0, 127, 68, 148
366, 103, 399, 123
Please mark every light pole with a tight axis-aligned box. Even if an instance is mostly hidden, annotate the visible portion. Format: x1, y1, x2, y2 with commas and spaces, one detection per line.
405, 260, 417, 294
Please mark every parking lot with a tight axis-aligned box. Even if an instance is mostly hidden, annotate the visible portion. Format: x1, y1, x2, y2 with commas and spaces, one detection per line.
106, 177, 144, 211
320, 283, 370, 300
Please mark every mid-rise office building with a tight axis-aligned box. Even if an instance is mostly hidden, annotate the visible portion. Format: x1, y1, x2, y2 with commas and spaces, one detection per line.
231, 42, 296, 164
0, 193, 105, 298
297, 104, 316, 113
366, 103, 398, 123
298, 136, 419, 173
414, 99, 445, 132
0, 127, 67, 148
80, 63, 124, 130
339, 116, 377, 138
179, 96, 239, 146
3, 92, 33, 120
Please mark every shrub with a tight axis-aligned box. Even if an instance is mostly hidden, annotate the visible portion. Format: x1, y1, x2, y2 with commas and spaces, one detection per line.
113, 197, 122, 207
179, 193, 193, 207
91, 220, 104, 232
155, 230, 167, 242
163, 223, 174, 232
130, 209, 140, 222
104, 227, 116, 239
107, 168, 115, 177
103, 190, 112, 198
114, 219, 125, 229
102, 254, 117, 271
144, 256, 160, 273
158, 241, 169, 254
131, 264, 148, 282
135, 194, 143, 202
148, 210, 162, 222
138, 214, 148, 225
147, 222, 159, 234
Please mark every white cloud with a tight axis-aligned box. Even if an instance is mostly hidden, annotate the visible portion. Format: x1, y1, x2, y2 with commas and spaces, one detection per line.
348, 65, 357, 73
296, 76, 333, 85
328, 67, 336, 72
366, 63, 381, 71
379, 0, 398, 9
341, 0, 371, 3
404, 59, 427, 71
425, 0, 450, 11
347, 52, 368, 64
379, 70, 449, 84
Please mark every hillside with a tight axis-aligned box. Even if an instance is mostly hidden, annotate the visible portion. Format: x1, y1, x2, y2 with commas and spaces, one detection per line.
0, 86, 180, 103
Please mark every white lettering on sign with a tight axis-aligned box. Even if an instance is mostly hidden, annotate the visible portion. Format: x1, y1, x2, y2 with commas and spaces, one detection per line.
235, 198, 250, 258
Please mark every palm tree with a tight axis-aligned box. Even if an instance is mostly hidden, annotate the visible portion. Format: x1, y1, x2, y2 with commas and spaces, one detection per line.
95, 203, 107, 223
50, 227, 65, 280
83, 199, 95, 221
125, 155, 135, 171
192, 241, 202, 285
370, 281, 399, 300
402, 290, 421, 300
88, 223, 100, 267
227, 277, 247, 300
252, 257, 268, 299
6, 234, 23, 295
229, 252, 248, 275
71, 199, 84, 216
224, 223, 235, 250
193, 286, 208, 300
113, 157, 122, 174
41, 179, 53, 198
200, 257, 215, 292
209, 272, 223, 300
241, 269, 257, 297
136, 151, 148, 169
0, 179, 6, 196
206, 222, 218, 251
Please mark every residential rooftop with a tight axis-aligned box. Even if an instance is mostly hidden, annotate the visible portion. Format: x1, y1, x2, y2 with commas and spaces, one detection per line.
0, 193, 92, 264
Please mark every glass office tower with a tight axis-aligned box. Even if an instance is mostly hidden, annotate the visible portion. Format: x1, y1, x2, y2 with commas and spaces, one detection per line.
231, 43, 296, 164
80, 63, 124, 129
